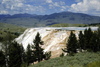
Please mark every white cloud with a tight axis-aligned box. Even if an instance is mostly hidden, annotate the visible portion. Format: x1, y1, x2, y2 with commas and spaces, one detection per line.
46, 0, 52, 3
62, 6, 67, 9
0, 0, 46, 14
54, 2, 60, 7
69, 0, 100, 16
61, 6, 69, 11
0, 10, 8, 14
0, 0, 69, 15
48, 1, 68, 12
60, 1, 65, 5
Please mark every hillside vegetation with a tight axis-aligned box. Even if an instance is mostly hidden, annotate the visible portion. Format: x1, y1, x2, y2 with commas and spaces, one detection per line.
0, 22, 26, 32
29, 52, 100, 67
49, 23, 100, 27
0, 22, 26, 41
49, 23, 86, 27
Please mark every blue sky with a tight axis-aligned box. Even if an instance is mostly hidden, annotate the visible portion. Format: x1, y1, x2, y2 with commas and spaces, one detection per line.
0, 0, 100, 16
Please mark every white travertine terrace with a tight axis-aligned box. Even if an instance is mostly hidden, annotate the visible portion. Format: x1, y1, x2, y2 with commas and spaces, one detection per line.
15, 27, 98, 58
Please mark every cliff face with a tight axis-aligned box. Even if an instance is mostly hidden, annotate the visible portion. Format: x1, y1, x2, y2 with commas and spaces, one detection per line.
15, 27, 98, 58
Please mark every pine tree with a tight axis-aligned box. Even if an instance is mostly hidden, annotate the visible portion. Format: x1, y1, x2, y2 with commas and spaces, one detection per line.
1, 32, 26, 67
26, 44, 33, 66
32, 32, 45, 62
44, 51, 51, 60
89, 32, 98, 52
20, 45, 27, 67
8, 41, 22, 67
78, 31, 85, 52
84, 29, 88, 50
60, 53, 64, 57
0, 50, 6, 67
84, 28, 93, 50
26, 32, 51, 65
97, 27, 100, 51
1, 32, 14, 67
63, 31, 78, 55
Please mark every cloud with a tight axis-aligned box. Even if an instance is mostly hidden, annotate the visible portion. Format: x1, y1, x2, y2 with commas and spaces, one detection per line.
46, 0, 52, 3
0, 0, 69, 15
0, 0, 100, 16
0, 0, 46, 14
48, 1, 68, 12
0, 10, 8, 14
54, 2, 60, 7
69, 0, 100, 16
61, 6, 69, 11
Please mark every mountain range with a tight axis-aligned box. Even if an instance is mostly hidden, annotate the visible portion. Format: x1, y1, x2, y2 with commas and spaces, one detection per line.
0, 12, 100, 27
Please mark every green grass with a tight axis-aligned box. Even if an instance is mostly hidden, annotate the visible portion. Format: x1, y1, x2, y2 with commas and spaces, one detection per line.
0, 22, 26, 34
0, 22, 26, 32
0, 22, 26, 40
49, 23, 87, 27
29, 52, 100, 67
85, 61, 100, 67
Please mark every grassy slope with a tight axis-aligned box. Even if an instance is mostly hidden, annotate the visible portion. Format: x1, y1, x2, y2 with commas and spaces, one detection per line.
49, 23, 100, 27
0, 22, 26, 32
49, 23, 86, 27
0, 22, 21, 28
0, 22, 26, 37
0, 18, 46, 27
29, 52, 100, 67
85, 61, 100, 67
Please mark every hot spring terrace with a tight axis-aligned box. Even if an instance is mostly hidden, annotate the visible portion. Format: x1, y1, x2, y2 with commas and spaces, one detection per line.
32, 27, 98, 31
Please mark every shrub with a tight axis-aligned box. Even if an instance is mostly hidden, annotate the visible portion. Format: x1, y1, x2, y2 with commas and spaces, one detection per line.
85, 61, 100, 67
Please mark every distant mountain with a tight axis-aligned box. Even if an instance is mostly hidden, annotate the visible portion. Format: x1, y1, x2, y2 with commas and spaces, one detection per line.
0, 14, 10, 19
0, 13, 37, 19
9, 13, 37, 18
0, 12, 100, 27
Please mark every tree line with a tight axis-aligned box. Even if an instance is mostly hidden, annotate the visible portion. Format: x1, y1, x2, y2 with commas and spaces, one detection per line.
0, 32, 51, 67
63, 27, 100, 56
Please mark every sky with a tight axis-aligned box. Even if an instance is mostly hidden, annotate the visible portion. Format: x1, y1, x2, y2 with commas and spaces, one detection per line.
0, 0, 100, 16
